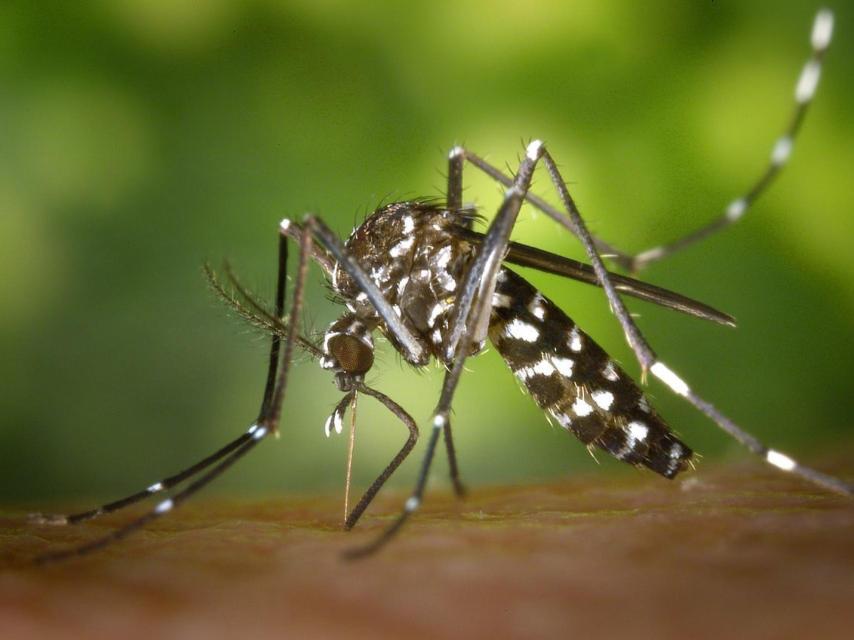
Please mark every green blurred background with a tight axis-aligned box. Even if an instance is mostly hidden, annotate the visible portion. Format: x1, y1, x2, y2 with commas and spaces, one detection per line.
1, 1, 852, 506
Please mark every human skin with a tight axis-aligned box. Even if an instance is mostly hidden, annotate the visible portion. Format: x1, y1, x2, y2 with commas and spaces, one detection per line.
2, 460, 853, 640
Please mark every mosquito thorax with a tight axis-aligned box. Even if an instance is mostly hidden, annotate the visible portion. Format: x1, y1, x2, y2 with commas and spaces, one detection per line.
329, 201, 480, 367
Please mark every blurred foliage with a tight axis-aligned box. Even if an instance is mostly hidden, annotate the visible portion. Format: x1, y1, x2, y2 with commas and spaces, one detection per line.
0, 1, 852, 504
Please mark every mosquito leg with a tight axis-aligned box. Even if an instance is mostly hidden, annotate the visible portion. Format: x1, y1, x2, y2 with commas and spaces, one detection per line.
680, 385, 852, 495
461, 9, 834, 272
260, 220, 312, 430
440, 145, 470, 498
257, 230, 290, 421
29, 235, 292, 531
345, 330, 497, 557
343, 384, 419, 531
342, 418, 439, 559
459, 148, 633, 266
296, 208, 458, 522
447, 145, 464, 213
458, 12, 835, 275
442, 420, 466, 498
539, 147, 659, 376
630, 9, 834, 272
35, 432, 266, 565
537, 142, 852, 496
32, 221, 313, 563
276, 218, 336, 280
344, 142, 545, 558
444, 142, 543, 361
29, 431, 257, 527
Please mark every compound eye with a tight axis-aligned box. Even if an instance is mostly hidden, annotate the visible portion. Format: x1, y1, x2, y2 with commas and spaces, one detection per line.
328, 334, 374, 376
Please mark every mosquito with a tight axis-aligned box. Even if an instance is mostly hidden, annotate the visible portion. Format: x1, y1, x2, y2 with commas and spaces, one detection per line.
31, 8, 849, 564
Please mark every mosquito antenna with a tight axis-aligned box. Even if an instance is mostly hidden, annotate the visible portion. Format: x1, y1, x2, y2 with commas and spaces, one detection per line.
205, 262, 284, 337
205, 261, 322, 358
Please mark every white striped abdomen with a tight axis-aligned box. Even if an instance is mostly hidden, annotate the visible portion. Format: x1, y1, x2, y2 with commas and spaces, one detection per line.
489, 268, 692, 478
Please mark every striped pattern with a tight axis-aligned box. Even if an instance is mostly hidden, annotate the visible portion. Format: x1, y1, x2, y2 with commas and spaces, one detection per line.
330, 202, 480, 369
489, 268, 692, 478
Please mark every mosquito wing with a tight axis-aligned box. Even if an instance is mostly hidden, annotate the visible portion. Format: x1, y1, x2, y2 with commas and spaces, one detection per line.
456, 227, 735, 327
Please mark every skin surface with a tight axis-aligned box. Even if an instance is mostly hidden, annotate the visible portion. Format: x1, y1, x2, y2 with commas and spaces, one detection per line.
2, 460, 853, 640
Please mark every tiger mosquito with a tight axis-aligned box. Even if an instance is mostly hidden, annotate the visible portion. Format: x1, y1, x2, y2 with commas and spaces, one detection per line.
31, 8, 850, 564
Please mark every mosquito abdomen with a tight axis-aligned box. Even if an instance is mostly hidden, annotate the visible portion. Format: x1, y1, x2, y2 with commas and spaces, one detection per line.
489, 268, 692, 479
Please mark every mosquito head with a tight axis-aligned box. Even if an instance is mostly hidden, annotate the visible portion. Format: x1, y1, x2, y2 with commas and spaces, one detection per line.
320, 314, 375, 387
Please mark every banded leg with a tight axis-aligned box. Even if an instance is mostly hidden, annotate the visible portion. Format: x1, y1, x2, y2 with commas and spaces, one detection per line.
344, 141, 546, 558
535, 140, 852, 496
34, 431, 267, 564
452, 146, 627, 263
29, 236, 293, 530
629, 9, 834, 272
456, 9, 835, 274
29, 432, 258, 527
436, 147, 483, 498
33, 223, 312, 563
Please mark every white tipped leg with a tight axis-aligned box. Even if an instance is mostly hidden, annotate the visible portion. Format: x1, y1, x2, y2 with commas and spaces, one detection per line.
154, 498, 174, 514
766, 449, 797, 472
617, 10, 833, 272
650, 361, 690, 397
634, 246, 665, 266
725, 198, 747, 222
526, 139, 544, 161
811, 9, 834, 51
770, 136, 793, 167
795, 60, 822, 104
